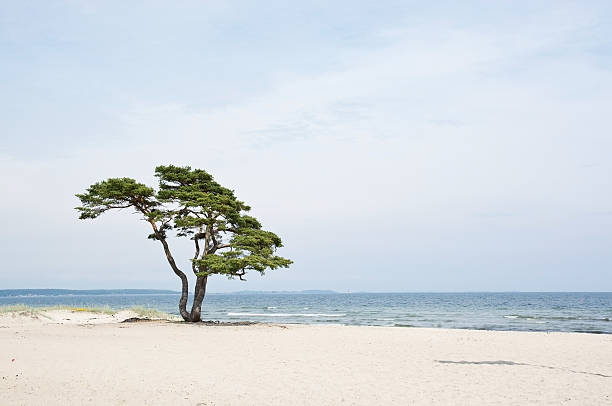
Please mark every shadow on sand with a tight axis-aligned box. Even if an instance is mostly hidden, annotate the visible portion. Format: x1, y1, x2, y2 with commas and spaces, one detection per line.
435, 360, 611, 378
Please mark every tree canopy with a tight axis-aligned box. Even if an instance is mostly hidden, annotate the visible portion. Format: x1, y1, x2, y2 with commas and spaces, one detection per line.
76, 165, 292, 321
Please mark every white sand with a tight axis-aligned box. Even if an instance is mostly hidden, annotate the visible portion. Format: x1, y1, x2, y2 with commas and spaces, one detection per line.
1, 310, 611, 405
0, 309, 141, 325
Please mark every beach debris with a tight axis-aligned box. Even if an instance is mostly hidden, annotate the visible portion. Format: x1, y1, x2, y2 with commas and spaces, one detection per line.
199, 320, 257, 326
121, 317, 156, 323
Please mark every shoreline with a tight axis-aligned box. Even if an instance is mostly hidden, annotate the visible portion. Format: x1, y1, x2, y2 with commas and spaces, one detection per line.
2, 310, 611, 405
1, 306, 610, 335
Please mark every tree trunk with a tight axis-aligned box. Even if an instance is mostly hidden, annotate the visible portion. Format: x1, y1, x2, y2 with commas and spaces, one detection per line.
155, 233, 191, 321
144, 217, 192, 321
190, 275, 208, 322
176, 272, 190, 321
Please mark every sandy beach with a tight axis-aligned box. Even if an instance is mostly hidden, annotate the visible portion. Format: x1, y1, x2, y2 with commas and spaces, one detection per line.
1, 310, 611, 405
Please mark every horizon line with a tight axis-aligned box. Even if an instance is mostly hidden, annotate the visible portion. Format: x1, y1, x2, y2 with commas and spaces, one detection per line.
1, 288, 611, 294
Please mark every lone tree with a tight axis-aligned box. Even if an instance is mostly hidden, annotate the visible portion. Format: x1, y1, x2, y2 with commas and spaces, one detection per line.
76, 165, 292, 322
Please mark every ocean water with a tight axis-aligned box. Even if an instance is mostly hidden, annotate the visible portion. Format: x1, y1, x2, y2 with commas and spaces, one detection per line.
1, 290, 611, 334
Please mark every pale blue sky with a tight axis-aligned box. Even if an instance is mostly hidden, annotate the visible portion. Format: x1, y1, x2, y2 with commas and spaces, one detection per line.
1, 1, 611, 291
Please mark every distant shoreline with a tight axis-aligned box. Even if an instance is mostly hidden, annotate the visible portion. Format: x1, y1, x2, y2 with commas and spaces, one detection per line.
2, 289, 611, 296
0, 289, 178, 296
0, 289, 339, 296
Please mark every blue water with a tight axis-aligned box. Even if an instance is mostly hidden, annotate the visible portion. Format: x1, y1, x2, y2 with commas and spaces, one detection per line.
1, 290, 611, 334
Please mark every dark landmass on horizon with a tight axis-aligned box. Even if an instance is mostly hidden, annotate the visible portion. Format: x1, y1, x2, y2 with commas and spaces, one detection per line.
0, 289, 177, 297
0, 289, 339, 296
210, 290, 338, 295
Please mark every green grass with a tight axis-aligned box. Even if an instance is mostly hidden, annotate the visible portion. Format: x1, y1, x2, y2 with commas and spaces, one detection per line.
0, 304, 176, 320
127, 306, 176, 320
0, 304, 38, 316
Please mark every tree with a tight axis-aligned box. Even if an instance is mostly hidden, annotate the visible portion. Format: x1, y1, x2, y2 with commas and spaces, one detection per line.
75, 165, 292, 322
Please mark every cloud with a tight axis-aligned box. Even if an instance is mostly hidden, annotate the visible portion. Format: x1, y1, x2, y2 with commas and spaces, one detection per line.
1, 1, 612, 290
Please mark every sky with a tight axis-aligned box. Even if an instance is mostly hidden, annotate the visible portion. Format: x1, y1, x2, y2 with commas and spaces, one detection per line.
1, 1, 611, 292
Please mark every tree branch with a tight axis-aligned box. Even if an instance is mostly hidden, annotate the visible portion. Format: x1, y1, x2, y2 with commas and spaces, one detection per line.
207, 243, 231, 255
230, 269, 247, 281
107, 204, 132, 209
192, 238, 200, 275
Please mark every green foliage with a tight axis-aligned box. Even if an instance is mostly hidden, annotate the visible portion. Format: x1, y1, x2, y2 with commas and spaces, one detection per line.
75, 165, 292, 281
75, 178, 157, 219
195, 228, 292, 278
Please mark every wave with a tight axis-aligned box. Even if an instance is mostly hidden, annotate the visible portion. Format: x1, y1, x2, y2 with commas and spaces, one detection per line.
227, 312, 346, 317
504, 314, 611, 322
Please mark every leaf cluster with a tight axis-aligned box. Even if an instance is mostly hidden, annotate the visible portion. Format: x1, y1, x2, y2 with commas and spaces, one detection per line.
75, 178, 157, 219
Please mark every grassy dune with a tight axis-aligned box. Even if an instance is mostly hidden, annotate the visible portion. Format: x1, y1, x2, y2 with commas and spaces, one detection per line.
0, 304, 175, 320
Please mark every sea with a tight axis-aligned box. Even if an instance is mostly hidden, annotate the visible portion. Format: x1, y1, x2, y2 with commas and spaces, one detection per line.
1, 290, 611, 334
